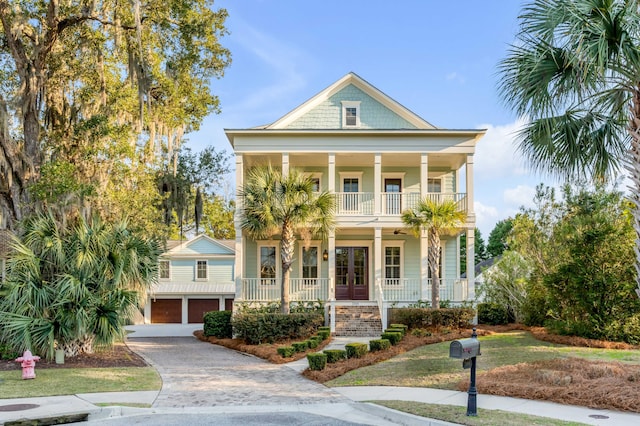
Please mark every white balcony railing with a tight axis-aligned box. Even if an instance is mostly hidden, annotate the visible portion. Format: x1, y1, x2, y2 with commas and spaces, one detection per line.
240, 278, 330, 302
334, 192, 467, 216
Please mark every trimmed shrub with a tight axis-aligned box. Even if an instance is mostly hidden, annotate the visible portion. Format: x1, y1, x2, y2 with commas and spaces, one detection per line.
318, 330, 330, 340
478, 303, 510, 325
389, 307, 475, 330
323, 349, 347, 363
231, 312, 324, 344
345, 342, 368, 359
369, 339, 391, 351
381, 331, 403, 345
292, 341, 309, 352
277, 346, 295, 358
307, 353, 327, 371
203, 310, 233, 338
411, 328, 432, 337
310, 335, 323, 344
384, 327, 405, 337
307, 338, 319, 349
318, 326, 331, 332
390, 323, 408, 332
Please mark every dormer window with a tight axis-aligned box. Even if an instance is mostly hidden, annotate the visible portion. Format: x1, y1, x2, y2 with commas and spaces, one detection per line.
341, 101, 361, 128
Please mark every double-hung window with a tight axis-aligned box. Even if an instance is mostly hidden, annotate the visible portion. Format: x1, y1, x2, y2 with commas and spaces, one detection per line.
196, 260, 208, 280
384, 246, 401, 285
159, 260, 170, 280
260, 246, 277, 285
302, 246, 319, 281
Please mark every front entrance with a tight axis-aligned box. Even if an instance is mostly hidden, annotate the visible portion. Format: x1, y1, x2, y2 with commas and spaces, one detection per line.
335, 247, 369, 300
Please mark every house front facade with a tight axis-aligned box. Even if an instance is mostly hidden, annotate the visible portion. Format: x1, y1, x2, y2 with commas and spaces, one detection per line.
144, 234, 235, 324
225, 73, 484, 334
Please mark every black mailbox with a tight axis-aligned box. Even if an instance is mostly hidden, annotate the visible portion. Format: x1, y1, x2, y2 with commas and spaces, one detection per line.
449, 338, 481, 359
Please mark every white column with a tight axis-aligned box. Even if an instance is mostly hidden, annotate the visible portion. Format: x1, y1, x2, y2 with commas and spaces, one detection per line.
234, 154, 244, 300
421, 153, 429, 198
374, 153, 382, 214
374, 227, 382, 297
182, 297, 188, 324
420, 229, 429, 301
144, 298, 151, 324
328, 230, 336, 333
328, 153, 336, 192
282, 152, 289, 175
466, 154, 474, 219
466, 228, 476, 303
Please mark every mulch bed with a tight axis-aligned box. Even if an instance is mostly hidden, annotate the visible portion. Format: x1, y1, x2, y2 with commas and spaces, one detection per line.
0, 342, 148, 371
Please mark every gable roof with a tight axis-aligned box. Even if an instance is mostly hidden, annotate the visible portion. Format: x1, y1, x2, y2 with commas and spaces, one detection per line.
266, 72, 436, 130
163, 234, 235, 257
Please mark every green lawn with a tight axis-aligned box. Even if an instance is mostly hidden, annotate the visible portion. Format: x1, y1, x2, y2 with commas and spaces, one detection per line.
0, 367, 161, 398
373, 401, 590, 426
327, 330, 640, 389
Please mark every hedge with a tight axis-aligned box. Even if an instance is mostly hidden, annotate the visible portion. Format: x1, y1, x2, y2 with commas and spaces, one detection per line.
478, 303, 510, 325
292, 341, 309, 352
277, 346, 295, 358
307, 353, 327, 371
381, 331, 403, 345
369, 339, 391, 351
323, 349, 347, 363
345, 342, 368, 359
389, 307, 475, 329
318, 330, 330, 340
232, 312, 324, 344
384, 327, 405, 337
203, 310, 233, 338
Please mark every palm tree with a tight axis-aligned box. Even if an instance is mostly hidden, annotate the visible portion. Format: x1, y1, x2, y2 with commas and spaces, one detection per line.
240, 166, 334, 314
498, 0, 640, 297
0, 212, 160, 359
402, 198, 466, 309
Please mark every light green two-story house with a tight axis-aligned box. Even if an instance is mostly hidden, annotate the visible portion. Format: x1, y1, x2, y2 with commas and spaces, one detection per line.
225, 73, 485, 335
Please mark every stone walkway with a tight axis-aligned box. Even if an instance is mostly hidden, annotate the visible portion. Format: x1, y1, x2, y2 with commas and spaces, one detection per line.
126, 337, 345, 408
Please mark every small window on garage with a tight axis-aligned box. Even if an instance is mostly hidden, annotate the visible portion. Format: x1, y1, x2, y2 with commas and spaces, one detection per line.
196, 260, 208, 280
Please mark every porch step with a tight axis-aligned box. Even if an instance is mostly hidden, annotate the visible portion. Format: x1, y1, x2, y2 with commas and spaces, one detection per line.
333, 304, 382, 337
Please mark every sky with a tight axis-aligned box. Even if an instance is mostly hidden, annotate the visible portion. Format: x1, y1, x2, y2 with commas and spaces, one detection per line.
186, 0, 550, 238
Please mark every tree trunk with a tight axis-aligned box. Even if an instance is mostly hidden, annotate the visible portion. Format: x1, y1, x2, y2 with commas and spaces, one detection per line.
280, 222, 295, 314
428, 228, 441, 309
628, 85, 640, 300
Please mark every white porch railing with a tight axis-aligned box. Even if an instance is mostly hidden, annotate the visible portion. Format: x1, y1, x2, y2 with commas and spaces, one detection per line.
335, 192, 467, 216
240, 278, 330, 302
381, 278, 469, 303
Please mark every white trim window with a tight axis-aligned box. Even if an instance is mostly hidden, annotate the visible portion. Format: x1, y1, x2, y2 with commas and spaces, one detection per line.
339, 171, 363, 213
159, 260, 170, 280
383, 243, 404, 285
258, 244, 277, 284
301, 245, 319, 280
428, 178, 442, 193
341, 101, 361, 128
304, 172, 322, 192
196, 260, 208, 280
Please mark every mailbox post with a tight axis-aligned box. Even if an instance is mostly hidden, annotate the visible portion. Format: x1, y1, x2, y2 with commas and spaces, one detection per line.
449, 327, 480, 416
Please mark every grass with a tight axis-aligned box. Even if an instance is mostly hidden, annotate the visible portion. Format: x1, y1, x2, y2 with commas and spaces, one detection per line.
327, 330, 640, 389
0, 367, 161, 398
372, 401, 590, 426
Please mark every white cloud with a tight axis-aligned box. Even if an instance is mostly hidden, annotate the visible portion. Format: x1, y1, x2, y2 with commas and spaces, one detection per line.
474, 118, 528, 178
226, 19, 310, 113
446, 72, 465, 84
474, 201, 499, 237
503, 185, 537, 210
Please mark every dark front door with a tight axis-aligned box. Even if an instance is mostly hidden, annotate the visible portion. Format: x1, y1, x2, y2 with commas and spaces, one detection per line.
335, 247, 369, 300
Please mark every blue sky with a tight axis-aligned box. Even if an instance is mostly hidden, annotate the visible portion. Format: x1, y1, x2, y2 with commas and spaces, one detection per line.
187, 0, 548, 238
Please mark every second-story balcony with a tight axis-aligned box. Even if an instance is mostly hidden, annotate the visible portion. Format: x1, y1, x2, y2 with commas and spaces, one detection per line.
334, 192, 467, 216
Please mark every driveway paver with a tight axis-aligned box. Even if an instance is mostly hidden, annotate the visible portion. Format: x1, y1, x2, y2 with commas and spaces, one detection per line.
126, 337, 345, 408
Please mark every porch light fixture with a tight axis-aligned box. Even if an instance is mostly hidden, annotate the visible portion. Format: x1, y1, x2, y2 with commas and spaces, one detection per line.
323, 249, 328, 261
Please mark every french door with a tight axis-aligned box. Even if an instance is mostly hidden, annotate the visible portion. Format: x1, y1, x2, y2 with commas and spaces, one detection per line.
335, 247, 369, 300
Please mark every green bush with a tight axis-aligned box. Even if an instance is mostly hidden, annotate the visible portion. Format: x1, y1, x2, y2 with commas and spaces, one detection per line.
390, 323, 408, 333
477, 303, 510, 325
345, 342, 368, 359
384, 327, 405, 337
292, 341, 309, 352
389, 307, 475, 330
318, 326, 330, 332
381, 331, 402, 345
310, 335, 323, 344
307, 353, 327, 371
323, 349, 347, 363
203, 310, 233, 338
0, 343, 20, 360
369, 339, 391, 351
318, 330, 330, 340
411, 328, 432, 337
277, 346, 295, 358
231, 312, 324, 344
306, 338, 319, 349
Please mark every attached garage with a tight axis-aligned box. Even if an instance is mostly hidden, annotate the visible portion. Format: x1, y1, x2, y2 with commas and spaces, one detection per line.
150, 299, 182, 323
188, 299, 219, 323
